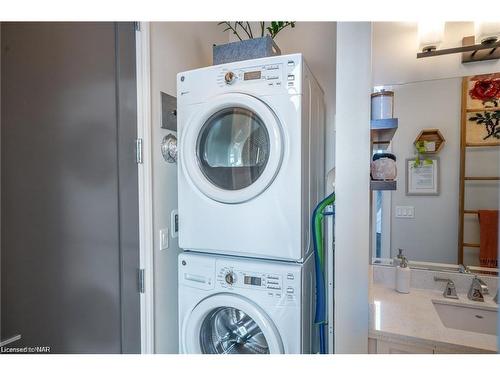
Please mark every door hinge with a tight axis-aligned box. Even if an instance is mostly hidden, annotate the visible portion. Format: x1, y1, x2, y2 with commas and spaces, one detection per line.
135, 138, 143, 164
134, 22, 141, 32
138, 268, 145, 294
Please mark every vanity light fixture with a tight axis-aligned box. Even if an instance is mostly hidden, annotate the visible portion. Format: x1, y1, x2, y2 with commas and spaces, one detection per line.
417, 21, 500, 63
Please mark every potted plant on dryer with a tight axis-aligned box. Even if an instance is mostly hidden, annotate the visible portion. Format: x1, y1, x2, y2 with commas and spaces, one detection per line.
213, 21, 296, 65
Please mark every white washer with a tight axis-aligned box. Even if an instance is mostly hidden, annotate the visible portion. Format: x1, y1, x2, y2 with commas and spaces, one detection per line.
178, 251, 316, 354
177, 53, 325, 261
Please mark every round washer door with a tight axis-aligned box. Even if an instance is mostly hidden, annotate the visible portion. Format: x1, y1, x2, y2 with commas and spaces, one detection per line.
181, 93, 283, 203
182, 293, 284, 354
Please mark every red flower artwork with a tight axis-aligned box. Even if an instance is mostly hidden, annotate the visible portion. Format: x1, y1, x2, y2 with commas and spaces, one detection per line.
469, 79, 500, 105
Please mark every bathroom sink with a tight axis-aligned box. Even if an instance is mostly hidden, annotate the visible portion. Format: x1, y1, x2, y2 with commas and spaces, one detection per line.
432, 300, 498, 336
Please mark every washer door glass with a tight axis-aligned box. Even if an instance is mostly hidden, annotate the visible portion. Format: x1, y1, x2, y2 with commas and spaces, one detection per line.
197, 107, 270, 191
199, 306, 270, 354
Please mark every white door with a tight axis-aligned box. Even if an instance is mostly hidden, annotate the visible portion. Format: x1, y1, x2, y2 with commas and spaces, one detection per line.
180, 93, 283, 204
181, 293, 284, 354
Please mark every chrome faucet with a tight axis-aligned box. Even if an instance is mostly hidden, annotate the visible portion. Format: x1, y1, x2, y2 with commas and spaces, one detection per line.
468, 276, 488, 302
458, 264, 471, 274
434, 277, 458, 299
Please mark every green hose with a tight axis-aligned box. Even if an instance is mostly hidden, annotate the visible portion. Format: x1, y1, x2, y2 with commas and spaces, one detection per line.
312, 192, 335, 354
313, 193, 335, 269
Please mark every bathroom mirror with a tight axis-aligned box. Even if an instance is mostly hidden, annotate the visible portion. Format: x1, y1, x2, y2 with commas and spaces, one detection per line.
371, 74, 500, 272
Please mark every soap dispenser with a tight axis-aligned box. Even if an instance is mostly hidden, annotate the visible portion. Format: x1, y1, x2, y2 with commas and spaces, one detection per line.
396, 255, 411, 294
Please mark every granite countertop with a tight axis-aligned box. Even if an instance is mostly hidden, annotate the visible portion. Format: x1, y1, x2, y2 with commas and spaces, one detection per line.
369, 283, 498, 353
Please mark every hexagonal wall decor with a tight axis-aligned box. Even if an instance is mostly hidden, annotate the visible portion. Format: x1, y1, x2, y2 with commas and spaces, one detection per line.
414, 128, 445, 154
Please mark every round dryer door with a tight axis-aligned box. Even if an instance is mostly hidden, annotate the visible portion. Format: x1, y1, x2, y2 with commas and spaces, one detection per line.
181, 93, 283, 203
181, 293, 284, 354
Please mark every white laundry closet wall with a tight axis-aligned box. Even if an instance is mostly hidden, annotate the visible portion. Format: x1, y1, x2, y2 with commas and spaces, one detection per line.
149, 22, 227, 353
334, 22, 371, 354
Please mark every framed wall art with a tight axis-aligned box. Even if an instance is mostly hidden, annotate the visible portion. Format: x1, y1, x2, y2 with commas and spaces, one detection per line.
405, 158, 439, 196
463, 73, 500, 146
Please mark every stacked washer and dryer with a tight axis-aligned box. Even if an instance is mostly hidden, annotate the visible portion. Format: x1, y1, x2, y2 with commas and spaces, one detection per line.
176, 53, 325, 354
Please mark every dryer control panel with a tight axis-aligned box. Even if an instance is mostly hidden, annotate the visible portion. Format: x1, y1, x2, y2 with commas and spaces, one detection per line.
177, 53, 303, 105
216, 62, 293, 89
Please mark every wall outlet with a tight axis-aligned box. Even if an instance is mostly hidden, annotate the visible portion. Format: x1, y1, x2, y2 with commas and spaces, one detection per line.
395, 206, 415, 218
159, 228, 169, 251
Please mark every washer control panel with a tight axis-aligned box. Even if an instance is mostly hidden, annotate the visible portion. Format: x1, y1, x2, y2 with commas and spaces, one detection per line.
216, 63, 286, 88
217, 266, 283, 291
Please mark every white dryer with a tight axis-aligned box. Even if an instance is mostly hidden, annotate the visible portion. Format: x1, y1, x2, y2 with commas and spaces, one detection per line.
178, 251, 316, 354
177, 54, 325, 261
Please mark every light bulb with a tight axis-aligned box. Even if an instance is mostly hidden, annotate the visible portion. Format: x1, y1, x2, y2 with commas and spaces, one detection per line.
474, 22, 500, 44
418, 21, 445, 52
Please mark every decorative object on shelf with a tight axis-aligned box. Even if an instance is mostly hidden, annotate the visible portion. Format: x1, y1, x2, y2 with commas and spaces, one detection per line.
464, 73, 500, 146
213, 22, 296, 65
371, 90, 394, 120
413, 129, 445, 167
413, 140, 432, 167
417, 22, 500, 63
414, 129, 445, 153
406, 158, 439, 196
371, 153, 397, 181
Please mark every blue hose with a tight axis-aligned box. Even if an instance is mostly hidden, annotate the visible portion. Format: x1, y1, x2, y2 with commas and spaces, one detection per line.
312, 193, 335, 354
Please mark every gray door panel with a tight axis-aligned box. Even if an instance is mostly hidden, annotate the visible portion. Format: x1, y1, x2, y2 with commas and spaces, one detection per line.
1, 22, 140, 353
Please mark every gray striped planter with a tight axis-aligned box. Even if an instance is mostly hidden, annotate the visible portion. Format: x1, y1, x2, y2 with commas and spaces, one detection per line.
213, 36, 281, 65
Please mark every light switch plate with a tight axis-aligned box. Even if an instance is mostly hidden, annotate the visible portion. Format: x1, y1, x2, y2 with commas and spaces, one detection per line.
159, 228, 169, 250
395, 206, 415, 218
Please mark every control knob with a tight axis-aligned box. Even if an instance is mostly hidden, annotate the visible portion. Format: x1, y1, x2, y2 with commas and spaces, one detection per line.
225, 271, 235, 285
224, 71, 236, 85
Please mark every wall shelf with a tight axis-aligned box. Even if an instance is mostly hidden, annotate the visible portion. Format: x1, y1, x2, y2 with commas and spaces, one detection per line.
414, 128, 445, 154
371, 118, 398, 150
370, 180, 397, 191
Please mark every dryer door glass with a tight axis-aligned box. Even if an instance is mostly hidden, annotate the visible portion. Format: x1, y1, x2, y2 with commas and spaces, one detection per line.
199, 306, 270, 354
197, 107, 270, 190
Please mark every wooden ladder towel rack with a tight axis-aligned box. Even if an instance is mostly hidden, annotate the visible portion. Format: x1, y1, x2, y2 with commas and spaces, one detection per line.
458, 75, 500, 264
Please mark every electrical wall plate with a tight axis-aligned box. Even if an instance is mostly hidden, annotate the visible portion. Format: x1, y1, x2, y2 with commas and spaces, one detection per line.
395, 206, 415, 218
161, 92, 177, 131
159, 227, 169, 251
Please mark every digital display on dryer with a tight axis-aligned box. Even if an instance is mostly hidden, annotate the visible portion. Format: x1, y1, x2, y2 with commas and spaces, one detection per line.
244, 276, 262, 286
244, 71, 261, 80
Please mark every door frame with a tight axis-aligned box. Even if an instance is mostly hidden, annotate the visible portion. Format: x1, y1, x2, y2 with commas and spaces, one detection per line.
135, 21, 155, 354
